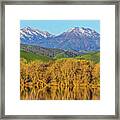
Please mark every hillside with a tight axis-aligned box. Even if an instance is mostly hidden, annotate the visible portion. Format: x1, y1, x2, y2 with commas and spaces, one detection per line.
54, 53, 69, 59
20, 44, 100, 63
20, 44, 80, 58
75, 51, 100, 63
20, 50, 52, 62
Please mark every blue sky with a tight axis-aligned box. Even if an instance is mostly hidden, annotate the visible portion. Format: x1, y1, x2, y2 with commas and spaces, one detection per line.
20, 20, 100, 35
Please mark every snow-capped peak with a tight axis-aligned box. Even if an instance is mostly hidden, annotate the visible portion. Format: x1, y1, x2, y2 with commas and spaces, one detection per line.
67, 27, 86, 34
66, 27, 99, 37
20, 27, 52, 38
67, 28, 75, 32
79, 27, 85, 33
20, 26, 100, 51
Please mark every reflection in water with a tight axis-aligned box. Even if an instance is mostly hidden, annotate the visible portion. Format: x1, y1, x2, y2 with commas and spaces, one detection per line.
20, 81, 100, 100
37, 85, 100, 100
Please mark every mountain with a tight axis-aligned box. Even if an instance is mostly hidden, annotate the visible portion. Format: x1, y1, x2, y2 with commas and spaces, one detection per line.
53, 27, 100, 51
20, 27, 100, 51
20, 27, 53, 45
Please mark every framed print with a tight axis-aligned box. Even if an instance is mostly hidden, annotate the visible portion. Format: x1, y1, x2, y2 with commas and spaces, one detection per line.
0, 0, 119, 119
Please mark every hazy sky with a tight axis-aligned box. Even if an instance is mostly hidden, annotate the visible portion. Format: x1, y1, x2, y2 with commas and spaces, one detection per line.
20, 20, 100, 35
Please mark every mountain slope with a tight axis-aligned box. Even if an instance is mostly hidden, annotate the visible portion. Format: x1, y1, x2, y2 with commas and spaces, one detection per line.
20, 27, 100, 51
20, 27, 53, 45
20, 44, 80, 58
75, 51, 100, 63
54, 53, 69, 59
20, 50, 52, 62
54, 27, 100, 51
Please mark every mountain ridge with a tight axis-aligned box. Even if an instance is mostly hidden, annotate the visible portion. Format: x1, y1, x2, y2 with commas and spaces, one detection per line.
20, 26, 100, 51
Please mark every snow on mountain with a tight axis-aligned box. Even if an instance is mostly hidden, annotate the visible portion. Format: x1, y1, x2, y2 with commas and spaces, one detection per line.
20, 27, 100, 51
66, 27, 99, 37
20, 27, 53, 39
52, 27, 100, 51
